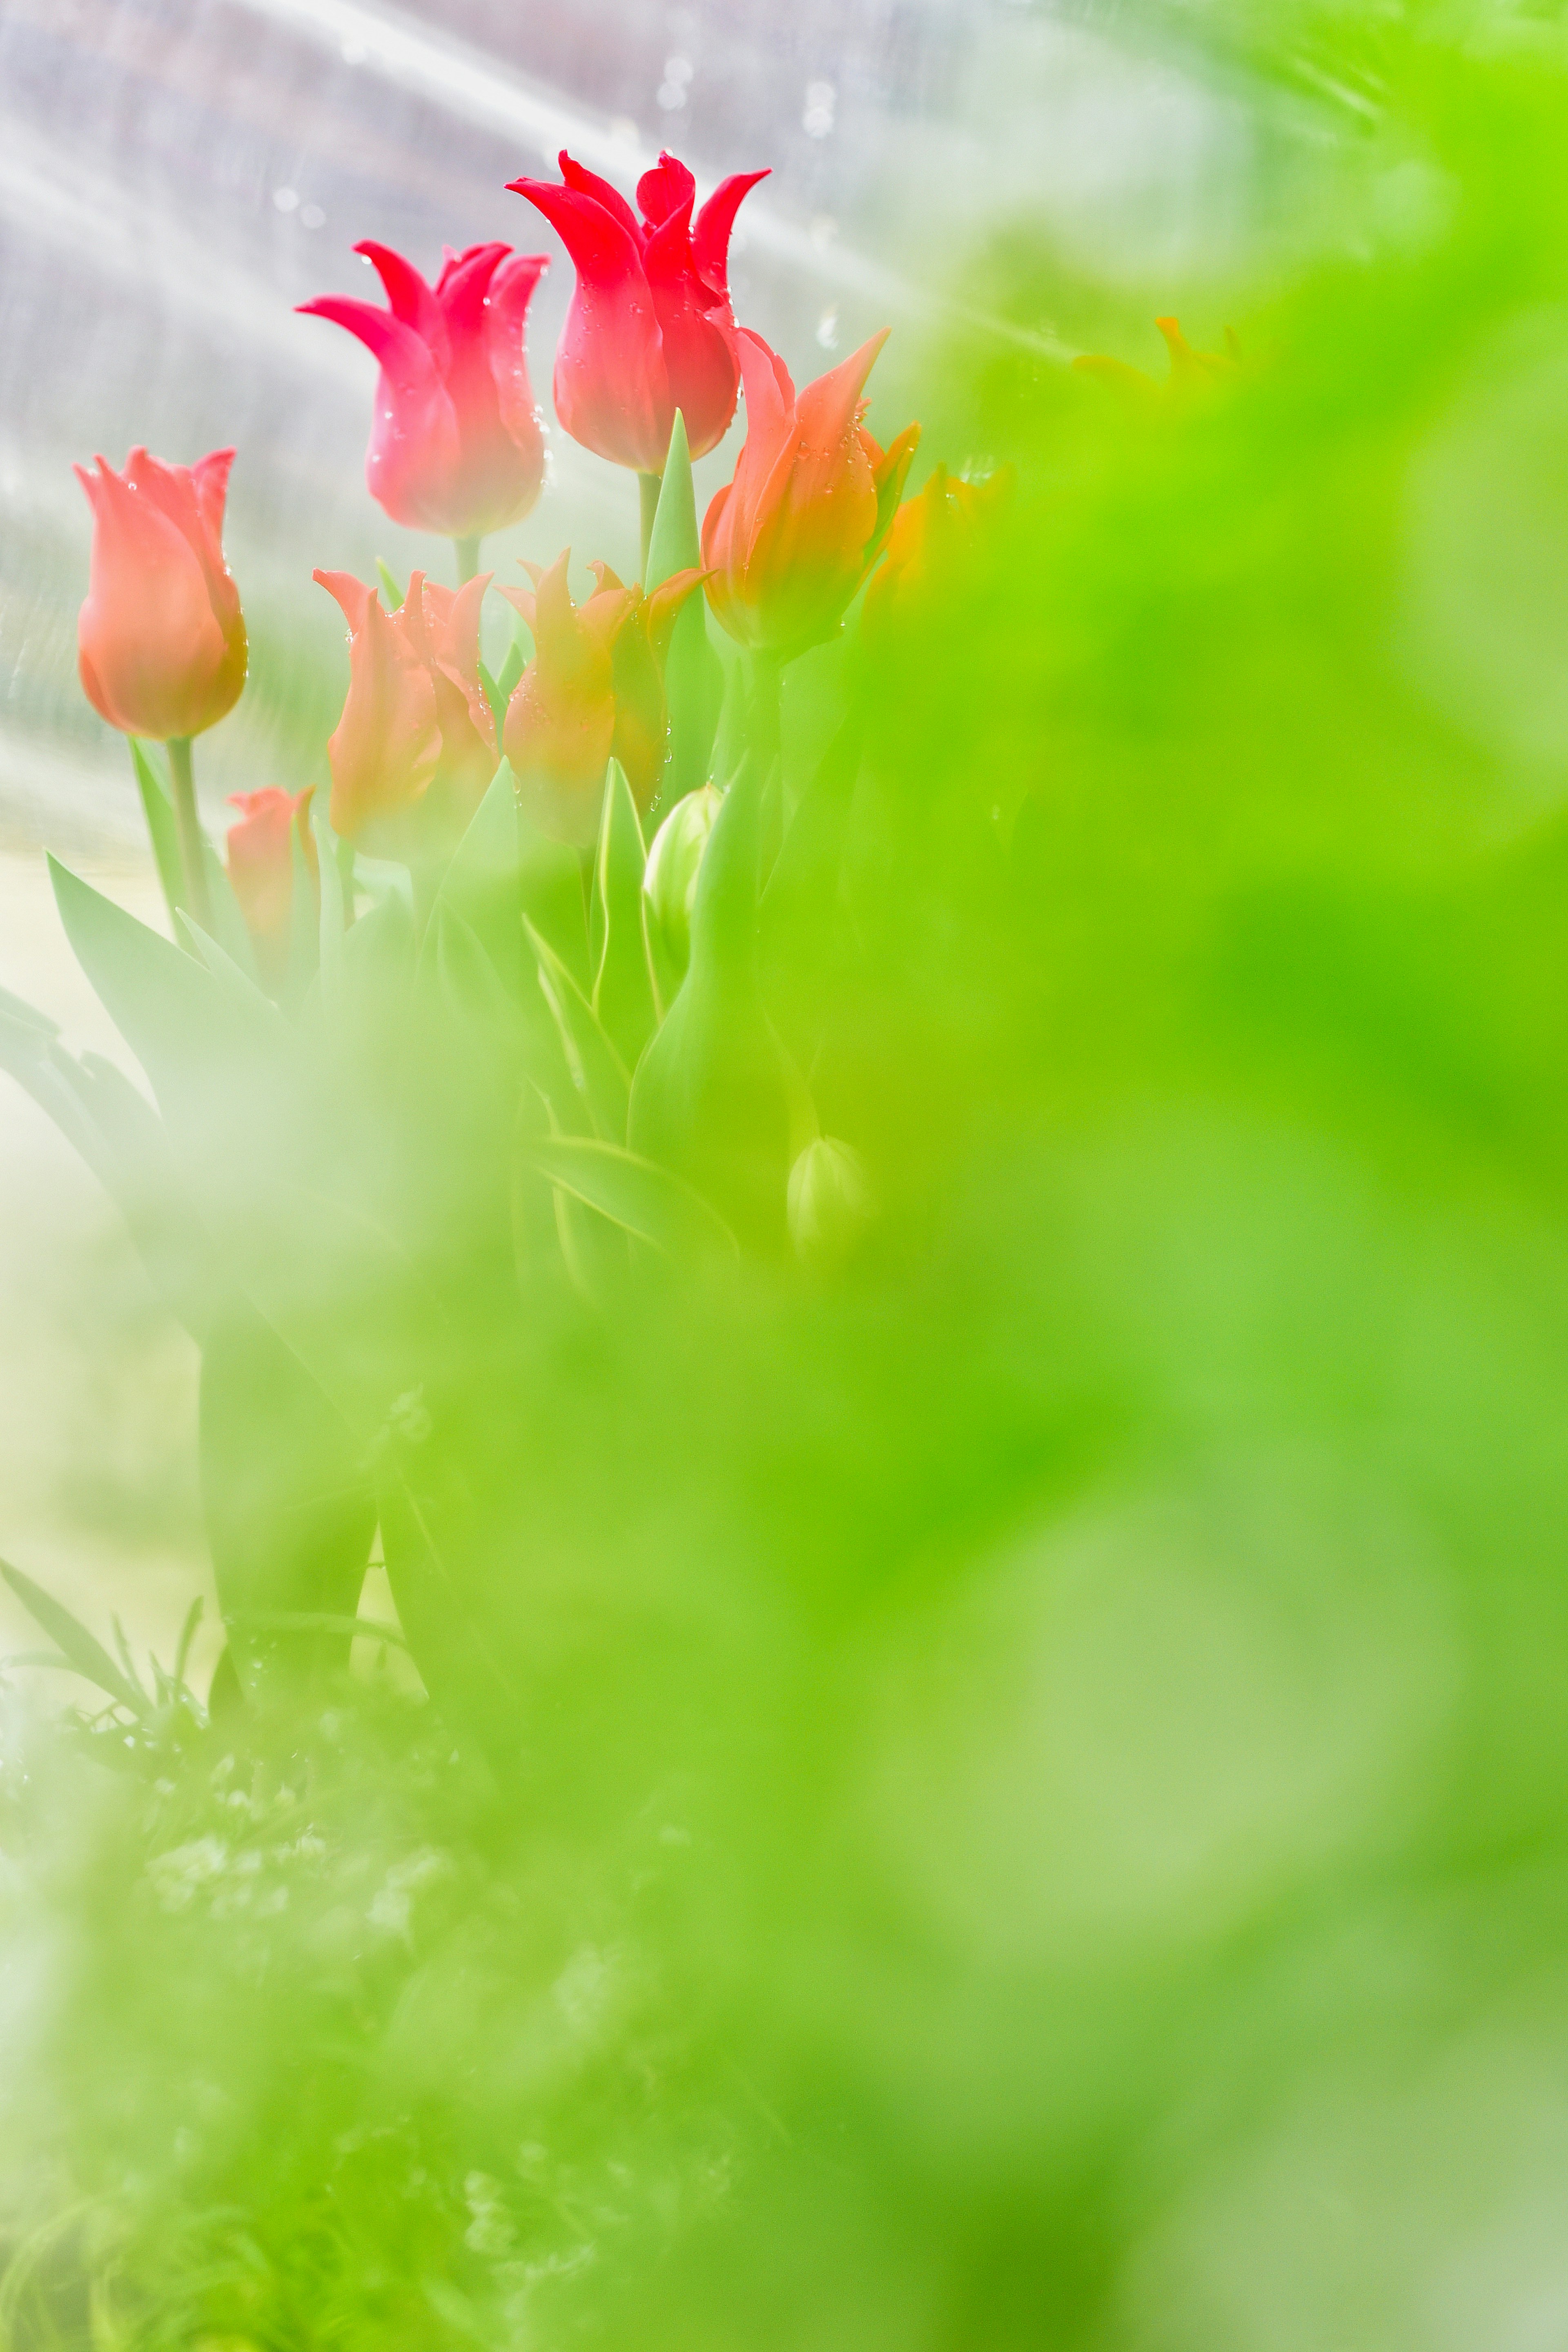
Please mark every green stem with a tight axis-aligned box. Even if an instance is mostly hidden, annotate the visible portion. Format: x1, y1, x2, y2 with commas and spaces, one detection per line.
454, 534, 482, 585
166, 736, 213, 935
746, 650, 785, 879
639, 472, 662, 582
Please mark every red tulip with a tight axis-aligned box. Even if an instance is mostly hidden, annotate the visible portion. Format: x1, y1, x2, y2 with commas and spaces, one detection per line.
75, 446, 247, 741
499, 551, 705, 845
300, 243, 549, 542
313, 569, 497, 850
701, 329, 919, 658
225, 787, 316, 984
509, 149, 768, 474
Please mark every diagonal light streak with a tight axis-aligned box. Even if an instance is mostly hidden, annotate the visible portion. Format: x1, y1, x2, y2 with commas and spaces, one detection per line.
220, 0, 1067, 357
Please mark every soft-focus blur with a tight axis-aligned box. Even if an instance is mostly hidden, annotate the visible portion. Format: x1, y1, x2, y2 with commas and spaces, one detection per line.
10, 4, 1568, 2350
0, 0, 1274, 1663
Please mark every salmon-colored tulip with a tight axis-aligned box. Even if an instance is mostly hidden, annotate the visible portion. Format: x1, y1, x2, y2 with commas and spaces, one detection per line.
225, 787, 316, 985
861, 462, 1013, 641
75, 446, 247, 741
313, 569, 497, 850
701, 329, 919, 658
301, 243, 549, 541
499, 551, 705, 845
509, 149, 767, 474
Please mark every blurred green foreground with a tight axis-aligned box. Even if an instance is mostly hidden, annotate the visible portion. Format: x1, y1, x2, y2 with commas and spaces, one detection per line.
9, 7, 1568, 2347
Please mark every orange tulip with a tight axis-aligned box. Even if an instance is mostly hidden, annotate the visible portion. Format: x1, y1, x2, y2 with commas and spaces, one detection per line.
499, 552, 704, 845
225, 787, 316, 985
313, 569, 496, 851
701, 328, 918, 658
1073, 316, 1242, 407
75, 446, 247, 741
861, 462, 1013, 641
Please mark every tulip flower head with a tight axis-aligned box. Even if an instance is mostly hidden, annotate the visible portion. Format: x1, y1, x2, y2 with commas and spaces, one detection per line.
313, 569, 497, 854
1073, 316, 1242, 408
509, 150, 768, 474
702, 329, 919, 659
75, 446, 247, 742
300, 243, 549, 542
226, 787, 316, 986
861, 461, 1013, 641
499, 552, 705, 846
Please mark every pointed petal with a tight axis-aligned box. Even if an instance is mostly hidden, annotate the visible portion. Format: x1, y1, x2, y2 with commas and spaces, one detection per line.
354, 240, 447, 361
692, 169, 769, 296
637, 152, 696, 227
555, 150, 644, 243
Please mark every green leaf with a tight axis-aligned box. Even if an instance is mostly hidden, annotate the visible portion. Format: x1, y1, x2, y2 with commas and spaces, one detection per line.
526, 917, 630, 1143
376, 558, 406, 611
427, 762, 523, 998
628, 756, 796, 1254
0, 1559, 149, 1717
129, 740, 187, 929
760, 712, 864, 1067
591, 758, 657, 1072
284, 810, 321, 1011
648, 409, 724, 801
176, 910, 292, 1036
198, 836, 263, 983
528, 1133, 737, 1262
200, 1300, 378, 1693
313, 796, 346, 1014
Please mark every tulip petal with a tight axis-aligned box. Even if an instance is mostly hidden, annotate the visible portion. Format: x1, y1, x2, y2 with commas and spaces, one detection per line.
643, 200, 743, 461
299, 297, 465, 535
486, 251, 550, 461
637, 152, 697, 227
555, 150, 644, 245
355, 241, 448, 366
691, 169, 769, 297
190, 447, 235, 546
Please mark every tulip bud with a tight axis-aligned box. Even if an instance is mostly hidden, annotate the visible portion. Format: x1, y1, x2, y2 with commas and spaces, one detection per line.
787, 1136, 877, 1273
225, 787, 316, 988
702, 330, 920, 659
75, 446, 247, 742
642, 783, 722, 983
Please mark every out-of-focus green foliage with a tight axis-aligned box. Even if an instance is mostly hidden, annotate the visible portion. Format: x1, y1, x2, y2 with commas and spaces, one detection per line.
10, 4, 1568, 2345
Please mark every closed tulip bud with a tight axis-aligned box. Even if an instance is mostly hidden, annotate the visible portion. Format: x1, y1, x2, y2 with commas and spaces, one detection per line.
300, 242, 549, 542
225, 787, 316, 986
313, 569, 497, 852
500, 552, 705, 846
75, 446, 247, 741
787, 1135, 878, 1273
510, 149, 768, 474
702, 329, 920, 659
643, 782, 722, 982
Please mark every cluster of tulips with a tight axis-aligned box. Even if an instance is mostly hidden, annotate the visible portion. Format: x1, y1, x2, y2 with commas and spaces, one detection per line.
0, 139, 1022, 1715
76, 157, 922, 916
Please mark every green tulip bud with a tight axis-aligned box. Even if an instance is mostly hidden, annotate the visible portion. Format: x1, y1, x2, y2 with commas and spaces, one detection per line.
787, 1136, 877, 1272
643, 784, 723, 990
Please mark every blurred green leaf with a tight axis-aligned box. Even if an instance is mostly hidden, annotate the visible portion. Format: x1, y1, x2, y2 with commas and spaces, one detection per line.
0, 1559, 149, 1717
129, 739, 187, 932
648, 409, 724, 803
590, 758, 657, 1074
526, 917, 630, 1143
528, 1133, 737, 1262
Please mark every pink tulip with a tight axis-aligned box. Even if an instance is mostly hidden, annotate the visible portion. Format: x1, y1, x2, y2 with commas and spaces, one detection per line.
702, 329, 919, 658
509, 149, 768, 474
225, 787, 316, 984
75, 447, 247, 741
300, 243, 549, 543
313, 570, 497, 851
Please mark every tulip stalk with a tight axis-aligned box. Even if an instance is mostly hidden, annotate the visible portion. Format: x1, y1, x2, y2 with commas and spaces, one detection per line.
167, 736, 214, 934
455, 535, 482, 586
639, 474, 662, 581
